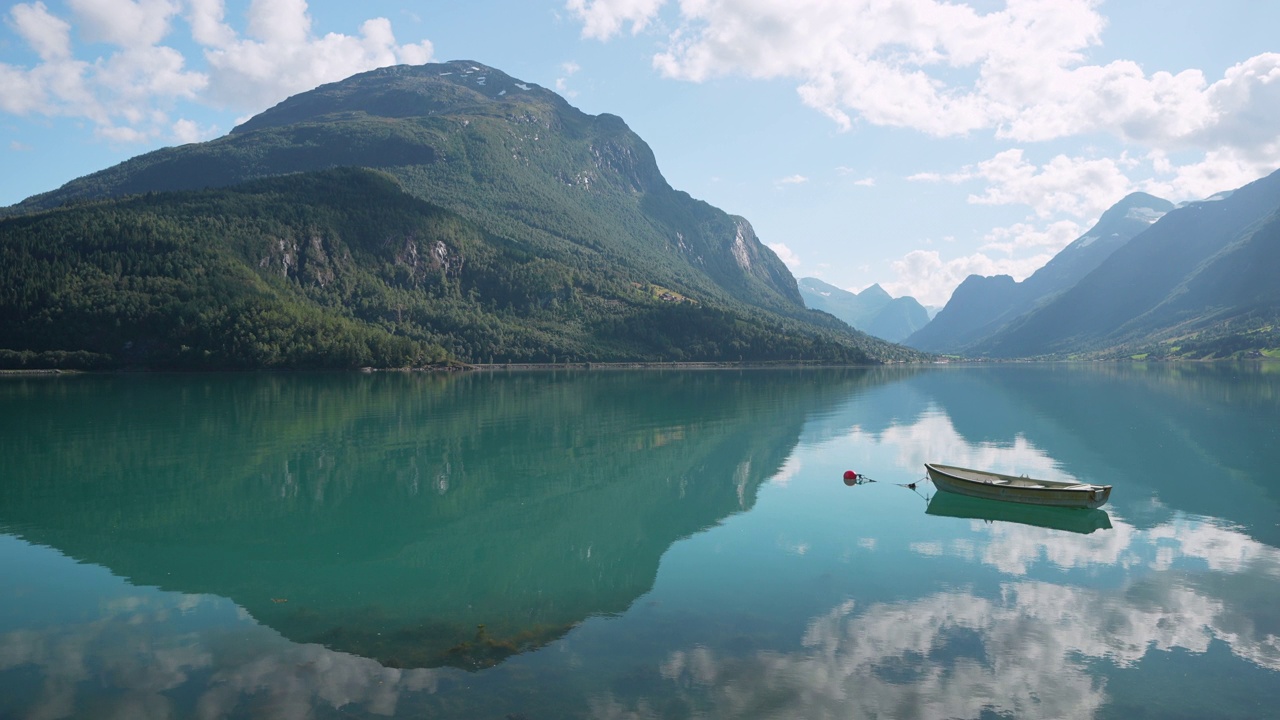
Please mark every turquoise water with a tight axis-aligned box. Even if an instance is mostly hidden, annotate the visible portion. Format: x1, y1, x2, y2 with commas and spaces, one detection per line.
1, 364, 1278, 718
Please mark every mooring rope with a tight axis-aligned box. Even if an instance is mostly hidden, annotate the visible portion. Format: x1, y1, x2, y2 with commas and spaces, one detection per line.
843, 471, 933, 500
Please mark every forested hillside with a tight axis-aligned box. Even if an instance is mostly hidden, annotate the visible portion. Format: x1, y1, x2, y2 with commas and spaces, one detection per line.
0, 169, 905, 369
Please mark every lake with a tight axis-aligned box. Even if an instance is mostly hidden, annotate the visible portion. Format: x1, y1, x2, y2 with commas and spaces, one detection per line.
2, 364, 1279, 719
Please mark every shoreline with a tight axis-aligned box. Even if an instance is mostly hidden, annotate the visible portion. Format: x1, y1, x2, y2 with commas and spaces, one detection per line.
6, 356, 1276, 376
460, 361, 889, 371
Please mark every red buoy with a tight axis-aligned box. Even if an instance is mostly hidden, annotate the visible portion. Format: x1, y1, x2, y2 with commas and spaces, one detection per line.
843, 470, 857, 480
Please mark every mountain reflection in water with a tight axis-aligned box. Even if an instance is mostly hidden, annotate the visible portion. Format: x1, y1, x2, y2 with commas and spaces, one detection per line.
2, 364, 1279, 720
0, 369, 890, 669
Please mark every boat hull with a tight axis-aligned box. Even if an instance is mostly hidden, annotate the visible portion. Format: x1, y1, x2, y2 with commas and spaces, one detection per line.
925, 463, 1111, 509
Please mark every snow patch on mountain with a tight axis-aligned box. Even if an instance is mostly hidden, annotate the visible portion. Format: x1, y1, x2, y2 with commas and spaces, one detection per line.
1126, 206, 1167, 223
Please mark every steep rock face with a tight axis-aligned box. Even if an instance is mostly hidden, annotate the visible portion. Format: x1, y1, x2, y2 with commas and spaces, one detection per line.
717, 216, 802, 305
6, 61, 801, 316
905, 192, 1174, 354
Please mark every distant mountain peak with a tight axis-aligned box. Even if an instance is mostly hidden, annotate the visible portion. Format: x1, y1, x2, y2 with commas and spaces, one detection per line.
232, 60, 562, 136
970, 167, 1280, 358
860, 283, 891, 301
797, 277, 928, 343
1095, 191, 1174, 225
904, 191, 1175, 354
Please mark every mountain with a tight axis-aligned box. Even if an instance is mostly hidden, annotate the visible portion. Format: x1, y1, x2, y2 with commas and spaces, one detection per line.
906, 192, 1174, 354
974, 169, 1280, 358
798, 277, 929, 342
0, 61, 925, 368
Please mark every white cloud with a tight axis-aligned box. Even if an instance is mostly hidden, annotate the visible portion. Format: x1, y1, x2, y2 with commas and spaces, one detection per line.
638, 0, 1108, 137
185, 0, 235, 47
905, 171, 944, 182
99, 45, 207, 105
1198, 54, 1280, 160
970, 151, 1131, 217
0, 60, 73, 115
776, 174, 808, 186
0, 21, 202, 136
565, 0, 665, 40
556, 60, 581, 97
96, 123, 150, 142
914, 148, 1136, 219
852, 177, 875, 187
1, 0, 433, 142
903, 145, 1273, 295
10, 2, 72, 61
199, 7, 434, 113
572, 0, 1280, 173
979, 220, 1083, 256
68, 0, 181, 48
245, 0, 309, 45
171, 117, 217, 144
1140, 148, 1276, 203
883, 248, 1053, 307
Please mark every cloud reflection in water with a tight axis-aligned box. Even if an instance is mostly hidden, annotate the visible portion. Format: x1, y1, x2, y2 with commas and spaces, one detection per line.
0, 592, 444, 720
633, 502, 1280, 720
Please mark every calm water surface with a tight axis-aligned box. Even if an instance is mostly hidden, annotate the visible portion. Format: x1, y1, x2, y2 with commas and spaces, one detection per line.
2, 365, 1279, 719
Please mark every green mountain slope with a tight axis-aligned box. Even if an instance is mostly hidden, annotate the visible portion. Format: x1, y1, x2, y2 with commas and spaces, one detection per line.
1, 169, 912, 369
8, 62, 798, 314
1, 61, 925, 368
975, 169, 1280, 358
906, 192, 1173, 354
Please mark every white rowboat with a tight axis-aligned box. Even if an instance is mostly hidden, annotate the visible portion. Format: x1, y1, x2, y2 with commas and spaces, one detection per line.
925, 463, 1111, 509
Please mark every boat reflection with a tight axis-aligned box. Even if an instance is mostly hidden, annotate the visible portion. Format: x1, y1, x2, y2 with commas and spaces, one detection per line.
926, 490, 1112, 535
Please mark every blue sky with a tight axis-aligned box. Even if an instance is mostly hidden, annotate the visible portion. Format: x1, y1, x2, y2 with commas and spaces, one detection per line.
2, 1, 1278, 306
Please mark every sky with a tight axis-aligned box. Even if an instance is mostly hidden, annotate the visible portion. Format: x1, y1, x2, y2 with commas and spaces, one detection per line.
2, 1, 1279, 308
